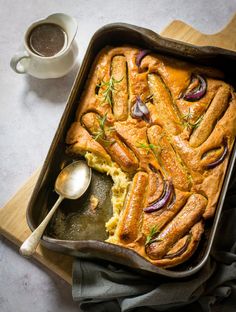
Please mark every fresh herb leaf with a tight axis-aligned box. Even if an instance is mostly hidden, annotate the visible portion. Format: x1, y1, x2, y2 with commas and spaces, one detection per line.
93, 113, 115, 146
98, 112, 107, 131
93, 131, 103, 141
145, 225, 160, 245
98, 76, 123, 106
182, 108, 203, 129
137, 142, 161, 154
190, 115, 204, 129
93, 113, 107, 142
137, 139, 167, 176
137, 142, 159, 150
182, 108, 193, 121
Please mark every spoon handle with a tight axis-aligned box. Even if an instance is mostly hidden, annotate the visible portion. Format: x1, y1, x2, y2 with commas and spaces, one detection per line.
20, 195, 64, 257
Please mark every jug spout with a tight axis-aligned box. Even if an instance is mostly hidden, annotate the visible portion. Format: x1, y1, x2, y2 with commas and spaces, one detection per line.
45, 13, 78, 49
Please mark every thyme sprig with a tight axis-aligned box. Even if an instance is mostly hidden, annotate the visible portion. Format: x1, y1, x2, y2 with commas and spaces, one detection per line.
137, 142, 162, 155
137, 139, 168, 176
97, 76, 123, 106
182, 108, 204, 130
145, 225, 161, 245
93, 113, 114, 145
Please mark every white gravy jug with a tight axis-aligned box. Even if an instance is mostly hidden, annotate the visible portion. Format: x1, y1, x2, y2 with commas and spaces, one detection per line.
10, 13, 78, 79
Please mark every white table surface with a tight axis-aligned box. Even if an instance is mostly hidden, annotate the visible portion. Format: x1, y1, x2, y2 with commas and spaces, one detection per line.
0, 0, 236, 311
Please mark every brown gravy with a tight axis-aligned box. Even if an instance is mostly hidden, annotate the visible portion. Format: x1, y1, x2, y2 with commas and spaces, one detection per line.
28, 23, 66, 57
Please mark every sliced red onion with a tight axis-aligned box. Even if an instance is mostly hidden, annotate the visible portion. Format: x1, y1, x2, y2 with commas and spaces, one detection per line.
183, 74, 207, 102
131, 102, 143, 118
167, 189, 176, 208
164, 235, 191, 259
206, 138, 228, 169
136, 49, 150, 68
131, 96, 150, 120
144, 179, 173, 213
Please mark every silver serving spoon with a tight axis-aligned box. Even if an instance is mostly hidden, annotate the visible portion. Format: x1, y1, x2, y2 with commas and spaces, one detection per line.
20, 160, 92, 257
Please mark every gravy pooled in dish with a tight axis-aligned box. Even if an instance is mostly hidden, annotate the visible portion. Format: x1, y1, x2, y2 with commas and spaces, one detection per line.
66, 46, 236, 268
28, 23, 66, 57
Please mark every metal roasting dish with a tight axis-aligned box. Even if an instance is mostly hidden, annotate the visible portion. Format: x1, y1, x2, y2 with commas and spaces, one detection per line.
27, 23, 236, 278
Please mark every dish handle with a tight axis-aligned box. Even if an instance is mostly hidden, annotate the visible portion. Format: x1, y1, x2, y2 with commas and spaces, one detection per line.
10, 51, 30, 74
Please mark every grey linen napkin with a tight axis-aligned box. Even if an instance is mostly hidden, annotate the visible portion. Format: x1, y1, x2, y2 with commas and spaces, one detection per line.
72, 180, 236, 312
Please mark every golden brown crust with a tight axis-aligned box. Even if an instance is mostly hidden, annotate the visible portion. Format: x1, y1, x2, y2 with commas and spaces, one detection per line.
66, 122, 111, 161
81, 112, 139, 174
114, 119, 161, 172
66, 45, 236, 268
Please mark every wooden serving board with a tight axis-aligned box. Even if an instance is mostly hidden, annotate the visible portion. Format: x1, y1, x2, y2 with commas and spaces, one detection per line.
1, 14, 236, 285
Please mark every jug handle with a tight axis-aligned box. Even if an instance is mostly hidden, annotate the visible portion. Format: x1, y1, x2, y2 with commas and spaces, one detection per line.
10, 51, 30, 74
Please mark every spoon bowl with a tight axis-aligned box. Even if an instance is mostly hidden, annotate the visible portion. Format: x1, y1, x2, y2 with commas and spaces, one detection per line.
20, 160, 92, 257
55, 160, 92, 199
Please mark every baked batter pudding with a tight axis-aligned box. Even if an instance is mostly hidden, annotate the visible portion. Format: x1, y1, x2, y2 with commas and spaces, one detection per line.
66, 46, 236, 268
